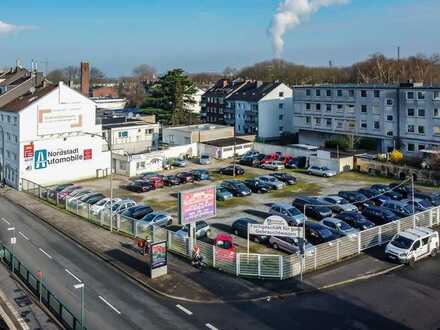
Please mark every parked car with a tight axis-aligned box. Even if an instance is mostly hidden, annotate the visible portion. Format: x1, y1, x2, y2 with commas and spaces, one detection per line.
269, 172, 297, 185
401, 198, 432, 212
385, 227, 439, 265
231, 218, 267, 243
260, 161, 285, 171
338, 191, 369, 205
292, 196, 333, 220
242, 150, 260, 158
199, 154, 211, 165
171, 158, 187, 167
57, 185, 82, 202
260, 153, 279, 165
370, 184, 389, 194
126, 180, 154, 193
389, 183, 412, 198
214, 234, 236, 261
382, 200, 414, 218
216, 186, 233, 201
218, 165, 245, 176
243, 179, 271, 194
257, 175, 285, 190
69, 189, 94, 201
141, 172, 162, 181
316, 196, 358, 213
175, 221, 210, 238
161, 175, 181, 186
90, 198, 122, 216
139, 212, 172, 227
80, 193, 106, 205
121, 205, 153, 220
191, 169, 210, 181
221, 180, 252, 197
305, 221, 341, 245
320, 218, 359, 237
362, 206, 399, 225
286, 156, 307, 169
269, 236, 313, 254
335, 212, 375, 230
269, 203, 305, 226
413, 191, 440, 206
110, 199, 137, 215
277, 155, 294, 166
306, 166, 337, 177
239, 156, 259, 167
176, 172, 194, 184
357, 188, 391, 206
146, 176, 164, 189
46, 183, 74, 199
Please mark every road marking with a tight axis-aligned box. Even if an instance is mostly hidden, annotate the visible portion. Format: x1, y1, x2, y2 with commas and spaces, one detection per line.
206, 323, 219, 330
65, 269, 82, 283
18, 232, 29, 240
38, 248, 53, 259
176, 304, 193, 316
99, 296, 121, 315
1, 218, 10, 225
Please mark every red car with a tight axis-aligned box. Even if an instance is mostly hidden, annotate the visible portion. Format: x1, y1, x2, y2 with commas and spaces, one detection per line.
260, 153, 278, 165
278, 154, 293, 165
214, 233, 236, 262
147, 177, 164, 189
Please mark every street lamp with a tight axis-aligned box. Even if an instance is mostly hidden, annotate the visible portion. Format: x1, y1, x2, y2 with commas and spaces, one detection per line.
7, 227, 16, 274
74, 283, 85, 330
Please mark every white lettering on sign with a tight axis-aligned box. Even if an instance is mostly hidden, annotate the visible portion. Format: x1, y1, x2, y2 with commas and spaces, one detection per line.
263, 215, 288, 227
249, 224, 302, 238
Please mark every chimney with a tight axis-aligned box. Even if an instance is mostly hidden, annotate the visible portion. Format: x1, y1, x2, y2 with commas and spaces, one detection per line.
221, 79, 229, 88
80, 62, 90, 96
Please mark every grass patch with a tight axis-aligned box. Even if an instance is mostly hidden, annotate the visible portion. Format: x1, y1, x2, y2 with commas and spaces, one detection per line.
144, 198, 177, 211
217, 197, 252, 208
329, 172, 398, 184
269, 181, 321, 198
208, 169, 261, 183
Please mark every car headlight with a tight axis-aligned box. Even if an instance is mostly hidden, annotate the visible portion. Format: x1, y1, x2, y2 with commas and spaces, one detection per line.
399, 252, 408, 257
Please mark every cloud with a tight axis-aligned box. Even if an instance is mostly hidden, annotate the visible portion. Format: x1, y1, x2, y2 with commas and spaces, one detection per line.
269, 0, 350, 58
0, 20, 36, 36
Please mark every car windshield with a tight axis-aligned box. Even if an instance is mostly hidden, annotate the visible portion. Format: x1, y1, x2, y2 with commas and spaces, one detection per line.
112, 203, 121, 211
201, 155, 209, 159
391, 235, 414, 249
288, 208, 301, 216
336, 222, 351, 230
418, 199, 431, 208
318, 228, 333, 238
95, 199, 108, 206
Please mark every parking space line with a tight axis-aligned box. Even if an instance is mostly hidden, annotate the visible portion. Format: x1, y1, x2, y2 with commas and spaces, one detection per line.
38, 248, 53, 259
99, 296, 121, 315
1, 218, 10, 225
18, 232, 29, 240
206, 323, 219, 330
65, 269, 82, 283
176, 304, 193, 315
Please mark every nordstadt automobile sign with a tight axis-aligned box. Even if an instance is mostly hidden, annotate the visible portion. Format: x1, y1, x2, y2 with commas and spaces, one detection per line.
178, 186, 216, 225
33, 148, 92, 170
248, 223, 302, 238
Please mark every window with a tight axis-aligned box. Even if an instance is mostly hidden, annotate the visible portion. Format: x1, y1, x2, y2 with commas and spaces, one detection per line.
315, 89, 321, 97
13, 117, 17, 125
278, 115, 283, 120
7, 115, 10, 123
118, 131, 128, 138
418, 126, 425, 134
434, 91, 440, 100
305, 116, 311, 125
0, 114, 3, 122
279, 103, 284, 109
407, 143, 415, 152
387, 131, 393, 136
315, 118, 321, 126
407, 125, 415, 133
337, 104, 343, 112
434, 126, 440, 135
279, 126, 284, 132
347, 105, 355, 113
6, 132, 10, 141
372, 105, 380, 114
316, 103, 321, 111
326, 90, 331, 97
337, 90, 343, 97
336, 121, 343, 129
418, 144, 426, 151
361, 105, 367, 113
6, 150, 10, 158
407, 92, 414, 100
347, 121, 356, 129
306, 89, 311, 96
417, 91, 425, 100
374, 90, 380, 98
13, 135, 17, 143
361, 90, 367, 97
418, 109, 425, 117
349, 90, 355, 97
279, 91, 284, 97
407, 108, 415, 116
305, 103, 311, 110
386, 99, 393, 106
434, 109, 440, 118
374, 121, 380, 129
326, 118, 332, 127
387, 115, 394, 121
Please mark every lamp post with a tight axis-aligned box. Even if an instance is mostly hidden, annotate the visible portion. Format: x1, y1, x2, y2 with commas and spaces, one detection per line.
74, 283, 85, 330
7, 227, 16, 274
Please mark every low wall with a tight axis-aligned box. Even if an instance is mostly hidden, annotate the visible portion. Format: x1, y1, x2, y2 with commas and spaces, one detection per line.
253, 143, 317, 158
309, 156, 353, 173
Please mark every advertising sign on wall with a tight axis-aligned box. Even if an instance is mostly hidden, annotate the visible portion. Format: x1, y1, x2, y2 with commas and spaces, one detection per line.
37, 106, 84, 136
178, 186, 216, 225
23, 144, 34, 159
150, 241, 167, 270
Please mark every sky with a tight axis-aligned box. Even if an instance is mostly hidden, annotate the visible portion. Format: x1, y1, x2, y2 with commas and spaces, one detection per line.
1, 0, 439, 77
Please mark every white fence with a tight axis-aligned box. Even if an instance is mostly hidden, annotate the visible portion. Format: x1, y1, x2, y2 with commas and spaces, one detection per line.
21, 178, 440, 280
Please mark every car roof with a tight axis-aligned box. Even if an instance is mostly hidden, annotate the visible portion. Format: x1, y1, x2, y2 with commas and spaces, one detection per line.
235, 218, 257, 224
321, 217, 342, 223
272, 202, 293, 208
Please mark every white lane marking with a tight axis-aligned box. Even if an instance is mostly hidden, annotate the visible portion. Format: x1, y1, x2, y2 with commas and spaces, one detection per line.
38, 248, 53, 259
206, 324, 219, 330
176, 304, 193, 316
65, 269, 82, 283
18, 232, 29, 240
99, 296, 121, 315
1, 218, 10, 225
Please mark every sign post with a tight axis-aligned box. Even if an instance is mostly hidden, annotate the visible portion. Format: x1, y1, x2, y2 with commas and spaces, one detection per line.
150, 241, 168, 279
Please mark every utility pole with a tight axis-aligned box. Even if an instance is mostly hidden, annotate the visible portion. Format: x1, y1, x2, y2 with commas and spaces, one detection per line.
74, 283, 85, 330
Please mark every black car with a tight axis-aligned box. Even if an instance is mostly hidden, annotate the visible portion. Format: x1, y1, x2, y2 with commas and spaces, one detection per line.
46, 183, 74, 199
231, 218, 267, 243
221, 180, 252, 197
370, 184, 403, 200
357, 188, 390, 206
239, 156, 259, 167
413, 191, 440, 206
127, 180, 154, 193
218, 165, 245, 176
335, 212, 375, 230
338, 191, 369, 206
161, 175, 180, 186
176, 172, 194, 184
121, 205, 153, 220
83, 193, 106, 205
286, 156, 307, 169
361, 206, 399, 225
305, 221, 341, 245
269, 173, 297, 185
191, 169, 210, 181
292, 196, 333, 220
243, 179, 271, 193
388, 183, 412, 198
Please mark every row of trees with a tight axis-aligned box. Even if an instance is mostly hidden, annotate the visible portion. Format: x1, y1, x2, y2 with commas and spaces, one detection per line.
46, 66, 107, 85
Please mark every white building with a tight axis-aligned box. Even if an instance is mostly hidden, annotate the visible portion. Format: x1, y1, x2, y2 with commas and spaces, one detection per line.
0, 81, 111, 189
162, 124, 234, 146
185, 87, 205, 114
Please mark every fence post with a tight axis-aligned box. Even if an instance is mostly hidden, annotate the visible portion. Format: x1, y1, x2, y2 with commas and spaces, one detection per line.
314, 247, 317, 270
358, 232, 362, 253
236, 253, 240, 276
378, 226, 382, 245
76, 200, 79, 214
212, 245, 216, 268
257, 255, 261, 277
279, 255, 283, 280
336, 240, 340, 262
430, 209, 433, 227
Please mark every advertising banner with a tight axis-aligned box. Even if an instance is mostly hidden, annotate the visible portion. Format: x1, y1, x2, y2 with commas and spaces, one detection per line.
23, 144, 34, 159
37, 105, 83, 136
248, 223, 302, 238
178, 186, 216, 225
150, 241, 167, 270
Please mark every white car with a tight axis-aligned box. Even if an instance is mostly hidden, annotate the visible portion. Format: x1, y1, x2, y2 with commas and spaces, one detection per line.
90, 198, 122, 216
307, 166, 337, 177
261, 161, 285, 171
199, 154, 211, 165
385, 227, 439, 265
110, 199, 137, 215
257, 176, 285, 190
317, 196, 358, 213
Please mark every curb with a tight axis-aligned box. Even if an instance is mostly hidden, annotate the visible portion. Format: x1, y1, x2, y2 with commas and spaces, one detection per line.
2, 192, 407, 305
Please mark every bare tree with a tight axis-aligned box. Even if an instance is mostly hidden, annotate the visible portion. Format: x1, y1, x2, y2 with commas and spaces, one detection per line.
133, 64, 156, 82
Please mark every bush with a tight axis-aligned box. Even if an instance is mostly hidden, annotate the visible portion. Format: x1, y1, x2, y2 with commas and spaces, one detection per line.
390, 150, 404, 164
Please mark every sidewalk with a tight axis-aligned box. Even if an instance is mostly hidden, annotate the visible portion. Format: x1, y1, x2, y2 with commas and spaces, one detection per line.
0, 263, 59, 330
2, 189, 401, 303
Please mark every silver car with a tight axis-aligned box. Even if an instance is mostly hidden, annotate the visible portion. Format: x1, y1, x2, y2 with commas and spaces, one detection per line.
307, 166, 337, 177
175, 221, 210, 238
269, 236, 313, 254
317, 196, 358, 213
199, 154, 211, 165
257, 175, 285, 190
137, 212, 172, 230
269, 203, 305, 226
320, 217, 359, 237
261, 161, 285, 171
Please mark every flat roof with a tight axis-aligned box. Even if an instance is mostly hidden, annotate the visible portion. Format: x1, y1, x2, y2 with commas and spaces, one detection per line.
102, 121, 156, 129
165, 124, 231, 133
203, 137, 252, 147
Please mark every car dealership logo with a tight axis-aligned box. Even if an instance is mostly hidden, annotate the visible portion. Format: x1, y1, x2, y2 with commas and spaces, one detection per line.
34, 150, 48, 169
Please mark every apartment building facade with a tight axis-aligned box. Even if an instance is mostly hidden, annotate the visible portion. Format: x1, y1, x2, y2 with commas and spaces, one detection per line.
293, 82, 440, 154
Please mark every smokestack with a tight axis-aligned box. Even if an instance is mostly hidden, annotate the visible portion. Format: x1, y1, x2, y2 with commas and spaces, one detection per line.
80, 62, 90, 96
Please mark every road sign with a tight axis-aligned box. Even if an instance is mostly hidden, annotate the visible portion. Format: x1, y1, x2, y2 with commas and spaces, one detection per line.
248, 223, 302, 238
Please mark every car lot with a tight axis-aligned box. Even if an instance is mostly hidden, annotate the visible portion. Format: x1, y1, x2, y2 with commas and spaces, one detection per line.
68, 153, 439, 256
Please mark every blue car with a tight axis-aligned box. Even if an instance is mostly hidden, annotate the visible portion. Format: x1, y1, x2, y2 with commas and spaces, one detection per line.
191, 169, 210, 181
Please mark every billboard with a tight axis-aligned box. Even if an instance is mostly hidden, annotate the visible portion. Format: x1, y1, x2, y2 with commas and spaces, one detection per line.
37, 105, 83, 136
178, 186, 216, 225
248, 224, 302, 238
150, 241, 167, 270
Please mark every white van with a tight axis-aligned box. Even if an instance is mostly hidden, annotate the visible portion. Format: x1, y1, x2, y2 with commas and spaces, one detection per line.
385, 227, 439, 265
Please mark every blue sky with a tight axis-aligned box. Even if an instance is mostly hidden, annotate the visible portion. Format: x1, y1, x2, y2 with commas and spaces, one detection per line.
1, 0, 439, 77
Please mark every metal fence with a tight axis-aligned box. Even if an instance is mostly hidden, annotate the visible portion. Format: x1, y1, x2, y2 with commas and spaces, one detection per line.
0, 242, 85, 330
21, 178, 440, 280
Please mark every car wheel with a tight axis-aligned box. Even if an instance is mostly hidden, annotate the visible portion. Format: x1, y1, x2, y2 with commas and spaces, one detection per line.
307, 171, 312, 175
233, 229, 239, 235
407, 257, 416, 267
430, 248, 438, 257
272, 243, 279, 250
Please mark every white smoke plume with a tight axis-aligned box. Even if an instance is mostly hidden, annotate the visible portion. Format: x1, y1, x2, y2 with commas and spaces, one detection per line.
0, 20, 35, 36
270, 0, 349, 58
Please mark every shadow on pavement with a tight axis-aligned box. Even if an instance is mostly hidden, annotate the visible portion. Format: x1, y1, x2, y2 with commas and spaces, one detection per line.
243, 209, 269, 219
